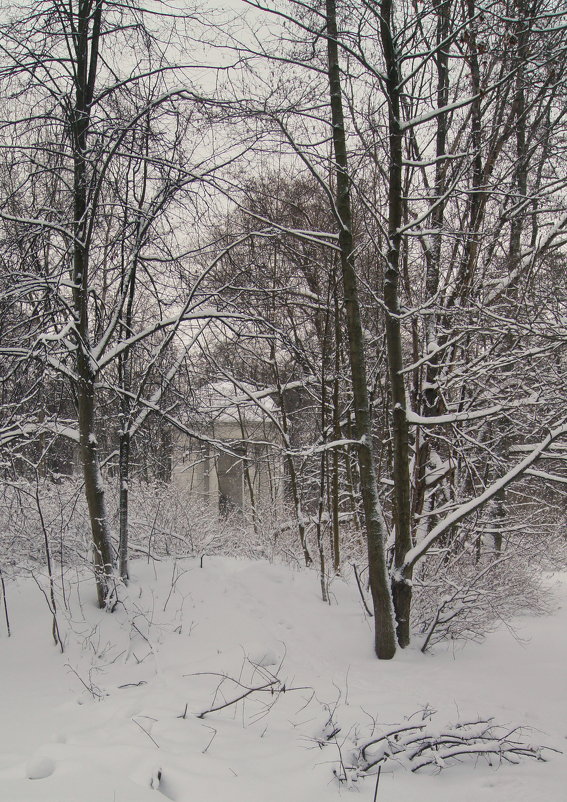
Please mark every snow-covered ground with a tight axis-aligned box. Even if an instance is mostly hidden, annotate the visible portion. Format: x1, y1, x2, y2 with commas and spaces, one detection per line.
0, 558, 565, 801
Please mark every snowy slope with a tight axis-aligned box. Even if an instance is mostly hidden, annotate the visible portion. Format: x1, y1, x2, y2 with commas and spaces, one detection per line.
0, 558, 565, 802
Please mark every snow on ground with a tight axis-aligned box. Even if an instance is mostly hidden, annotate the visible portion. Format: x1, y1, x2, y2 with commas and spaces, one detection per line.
0, 558, 565, 802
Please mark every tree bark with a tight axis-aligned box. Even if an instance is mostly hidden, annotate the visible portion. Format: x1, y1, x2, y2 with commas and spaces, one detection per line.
379, 0, 413, 648
71, 0, 116, 606
325, 0, 397, 659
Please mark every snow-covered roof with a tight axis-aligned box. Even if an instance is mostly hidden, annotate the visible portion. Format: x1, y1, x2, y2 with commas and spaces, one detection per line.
195, 380, 278, 425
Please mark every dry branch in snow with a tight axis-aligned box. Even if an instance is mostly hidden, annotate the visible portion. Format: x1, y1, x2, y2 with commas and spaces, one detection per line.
335, 712, 560, 781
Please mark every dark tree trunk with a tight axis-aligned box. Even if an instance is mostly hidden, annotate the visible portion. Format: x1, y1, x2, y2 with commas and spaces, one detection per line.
71, 0, 116, 607
379, 0, 413, 647
325, 0, 396, 659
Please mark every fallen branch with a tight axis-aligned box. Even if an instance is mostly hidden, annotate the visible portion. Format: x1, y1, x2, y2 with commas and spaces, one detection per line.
197, 678, 280, 718
350, 716, 560, 775
189, 664, 311, 720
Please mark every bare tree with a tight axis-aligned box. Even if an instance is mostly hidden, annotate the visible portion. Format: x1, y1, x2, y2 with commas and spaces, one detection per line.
212, 0, 567, 653
0, 0, 252, 604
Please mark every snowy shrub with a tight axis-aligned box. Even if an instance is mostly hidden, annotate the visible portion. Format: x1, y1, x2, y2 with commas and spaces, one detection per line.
0, 476, 308, 576
412, 548, 547, 651
0, 478, 91, 577
409, 490, 566, 650
0, 471, 562, 646
123, 480, 284, 561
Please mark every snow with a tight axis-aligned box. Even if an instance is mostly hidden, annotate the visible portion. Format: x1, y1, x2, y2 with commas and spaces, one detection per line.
25, 757, 55, 781
0, 558, 565, 802
197, 380, 279, 422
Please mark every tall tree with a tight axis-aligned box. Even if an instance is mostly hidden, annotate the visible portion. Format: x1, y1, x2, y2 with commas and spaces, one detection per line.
221, 0, 567, 652
324, 0, 397, 658
0, 0, 244, 604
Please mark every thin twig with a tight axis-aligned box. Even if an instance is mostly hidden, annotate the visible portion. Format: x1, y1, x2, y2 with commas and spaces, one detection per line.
132, 717, 160, 748
352, 563, 373, 617
0, 568, 10, 637
373, 766, 381, 802
197, 679, 279, 719
201, 725, 217, 753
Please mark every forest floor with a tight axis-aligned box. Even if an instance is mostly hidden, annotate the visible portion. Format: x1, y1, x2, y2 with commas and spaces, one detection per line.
0, 556, 565, 802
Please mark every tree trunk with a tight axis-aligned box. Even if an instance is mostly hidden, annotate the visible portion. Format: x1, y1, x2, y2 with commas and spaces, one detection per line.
77, 360, 116, 606
273, 356, 312, 566
379, 0, 413, 647
325, 0, 396, 659
72, 0, 116, 607
118, 422, 130, 583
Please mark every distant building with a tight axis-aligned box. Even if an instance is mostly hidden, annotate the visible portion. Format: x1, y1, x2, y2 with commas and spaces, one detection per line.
172, 381, 283, 516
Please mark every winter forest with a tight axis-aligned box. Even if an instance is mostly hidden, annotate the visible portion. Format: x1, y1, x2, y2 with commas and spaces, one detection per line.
0, 0, 566, 800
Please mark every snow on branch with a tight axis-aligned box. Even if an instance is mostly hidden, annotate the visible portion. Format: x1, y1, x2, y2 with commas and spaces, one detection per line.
402, 420, 567, 571
484, 210, 567, 304
0, 419, 79, 449
524, 468, 567, 485
94, 310, 254, 369
345, 714, 558, 777
406, 395, 539, 426
416, 556, 513, 652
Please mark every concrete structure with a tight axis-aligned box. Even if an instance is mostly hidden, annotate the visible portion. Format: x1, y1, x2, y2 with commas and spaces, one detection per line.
172, 382, 283, 516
